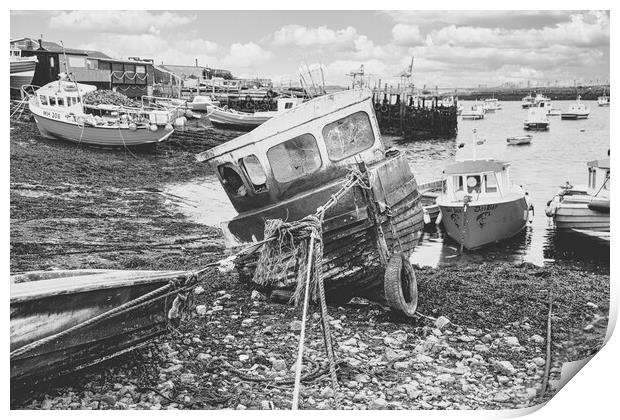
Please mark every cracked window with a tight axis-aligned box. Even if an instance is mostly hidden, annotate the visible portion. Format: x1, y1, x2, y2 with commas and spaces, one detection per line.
322, 111, 374, 161
241, 155, 267, 193
267, 134, 321, 183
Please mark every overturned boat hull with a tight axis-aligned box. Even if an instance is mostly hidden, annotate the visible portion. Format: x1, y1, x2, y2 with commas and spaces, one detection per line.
10, 269, 187, 387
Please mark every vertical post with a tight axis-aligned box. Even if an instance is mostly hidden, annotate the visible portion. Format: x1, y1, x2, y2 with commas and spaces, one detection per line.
358, 162, 390, 265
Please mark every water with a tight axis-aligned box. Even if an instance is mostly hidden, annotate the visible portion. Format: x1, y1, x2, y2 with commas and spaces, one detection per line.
167, 100, 609, 269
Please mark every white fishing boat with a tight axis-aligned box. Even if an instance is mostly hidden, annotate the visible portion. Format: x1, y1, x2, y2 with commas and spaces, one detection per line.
27, 79, 175, 146
545, 158, 610, 236
506, 135, 533, 145
561, 96, 590, 120
457, 103, 464, 116
521, 94, 535, 109
483, 98, 501, 113
523, 102, 550, 130
189, 95, 220, 112
10, 46, 38, 93
597, 94, 610, 107
207, 97, 303, 130
461, 103, 485, 120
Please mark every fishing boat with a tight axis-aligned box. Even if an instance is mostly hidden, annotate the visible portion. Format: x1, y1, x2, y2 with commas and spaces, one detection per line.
207, 97, 303, 130
457, 103, 464, 116
597, 94, 610, 107
27, 79, 175, 146
419, 179, 445, 226
521, 94, 536, 109
10, 46, 38, 94
436, 132, 529, 250
483, 98, 501, 113
196, 88, 425, 315
545, 158, 610, 237
189, 95, 220, 112
506, 134, 533, 145
10, 269, 192, 387
523, 102, 550, 130
561, 96, 590, 120
461, 103, 485, 120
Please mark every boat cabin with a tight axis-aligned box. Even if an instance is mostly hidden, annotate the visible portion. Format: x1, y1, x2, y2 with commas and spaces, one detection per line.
197, 89, 385, 213
34, 81, 96, 112
441, 160, 512, 203
587, 158, 610, 194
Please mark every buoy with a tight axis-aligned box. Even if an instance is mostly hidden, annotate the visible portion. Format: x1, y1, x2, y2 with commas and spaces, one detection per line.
165, 123, 173, 131
150, 124, 158, 132
458, 142, 465, 148
185, 110, 194, 118
435, 210, 443, 225
128, 123, 137, 131
174, 117, 187, 127
423, 210, 431, 225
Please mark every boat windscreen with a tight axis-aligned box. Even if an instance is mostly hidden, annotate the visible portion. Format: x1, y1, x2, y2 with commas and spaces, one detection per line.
241, 155, 268, 192
322, 111, 375, 161
267, 134, 322, 183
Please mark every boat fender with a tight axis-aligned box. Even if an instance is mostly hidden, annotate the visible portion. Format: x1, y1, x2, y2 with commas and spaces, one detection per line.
423, 209, 431, 225
380, 105, 389, 114
544, 200, 557, 217
374, 102, 381, 111
185, 110, 194, 119
588, 197, 610, 213
150, 124, 158, 132
165, 123, 173, 131
435, 210, 443, 225
384, 253, 418, 317
128, 123, 137, 131
174, 117, 187, 127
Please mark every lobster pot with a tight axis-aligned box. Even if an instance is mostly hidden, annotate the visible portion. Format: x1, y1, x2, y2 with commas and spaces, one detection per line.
236, 154, 424, 303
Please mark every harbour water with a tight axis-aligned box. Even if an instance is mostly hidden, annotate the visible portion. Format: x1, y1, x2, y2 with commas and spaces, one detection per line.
166, 99, 609, 269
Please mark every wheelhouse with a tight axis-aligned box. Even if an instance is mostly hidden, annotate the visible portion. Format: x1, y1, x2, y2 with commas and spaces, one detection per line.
587, 159, 610, 193
442, 160, 512, 202
197, 89, 385, 213
35, 81, 95, 112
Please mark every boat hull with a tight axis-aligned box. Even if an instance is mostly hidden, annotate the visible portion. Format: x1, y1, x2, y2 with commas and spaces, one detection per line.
462, 114, 484, 120
32, 112, 174, 146
561, 113, 589, 120
10, 60, 37, 91
208, 108, 273, 130
439, 198, 528, 250
523, 122, 549, 131
10, 270, 186, 386
552, 202, 610, 231
233, 153, 424, 302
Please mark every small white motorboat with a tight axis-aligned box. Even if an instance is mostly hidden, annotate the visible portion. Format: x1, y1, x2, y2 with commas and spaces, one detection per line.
483, 98, 501, 113
461, 103, 485, 120
521, 94, 535, 109
545, 158, 610, 235
597, 94, 610, 107
207, 97, 303, 130
523, 102, 550, 130
436, 131, 530, 250
506, 135, 533, 145
189, 95, 220, 112
561, 96, 590, 120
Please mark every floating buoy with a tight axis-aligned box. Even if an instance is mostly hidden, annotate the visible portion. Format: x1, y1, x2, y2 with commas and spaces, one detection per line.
150, 124, 158, 132
128, 123, 137, 131
165, 123, 173, 131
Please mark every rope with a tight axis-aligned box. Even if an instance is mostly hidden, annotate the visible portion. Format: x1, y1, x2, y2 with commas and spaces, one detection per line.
10, 273, 196, 359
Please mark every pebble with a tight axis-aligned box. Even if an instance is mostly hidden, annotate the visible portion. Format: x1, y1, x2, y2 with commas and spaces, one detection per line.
528, 334, 545, 344
290, 320, 302, 331
474, 344, 490, 353
434, 315, 451, 330
260, 400, 274, 410
195, 305, 207, 315
194, 286, 204, 295
494, 392, 511, 402
583, 324, 594, 332
251, 290, 266, 301
503, 336, 520, 347
370, 397, 388, 409
271, 359, 287, 371
532, 357, 546, 367
458, 335, 475, 343
492, 360, 517, 376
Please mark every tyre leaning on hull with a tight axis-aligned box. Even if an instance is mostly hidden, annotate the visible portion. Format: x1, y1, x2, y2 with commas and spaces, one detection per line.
384, 253, 418, 317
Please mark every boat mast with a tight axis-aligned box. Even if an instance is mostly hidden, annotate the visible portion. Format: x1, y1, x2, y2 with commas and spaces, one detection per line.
60, 41, 84, 106
472, 129, 477, 161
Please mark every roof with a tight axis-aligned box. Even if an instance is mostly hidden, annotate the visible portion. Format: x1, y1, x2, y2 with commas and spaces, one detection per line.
36, 80, 97, 96
197, 88, 373, 162
11, 37, 111, 59
587, 158, 610, 169
443, 159, 509, 175
158, 65, 205, 79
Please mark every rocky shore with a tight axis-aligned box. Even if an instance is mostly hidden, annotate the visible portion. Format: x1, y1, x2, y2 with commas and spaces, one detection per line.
10, 118, 610, 410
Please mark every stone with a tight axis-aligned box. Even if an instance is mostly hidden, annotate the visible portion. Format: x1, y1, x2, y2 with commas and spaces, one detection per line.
194, 286, 205, 295
526, 388, 538, 399
271, 359, 287, 371
320, 387, 335, 398
260, 400, 274, 410
197, 353, 211, 362
370, 397, 388, 409
236, 404, 247, 410
458, 335, 475, 343
238, 354, 250, 362
437, 373, 455, 383
394, 361, 410, 370
586, 302, 599, 310
497, 375, 510, 385
241, 318, 255, 327
41, 399, 53, 410
532, 357, 546, 367
503, 336, 520, 347
583, 324, 594, 332
354, 373, 370, 383
195, 305, 207, 315
416, 354, 433, 363
402, 383, 421, 399
492, 360, 517, 376
180, 373, 195, 384
494, 392, 511, 402
481, 334, 493, 343
342, 337, 358, 347
528, 334, 545, 344
434, 316, 451, 330
251, 290, 266, 301
474, 344, 490, 353
290, 320, 302, 331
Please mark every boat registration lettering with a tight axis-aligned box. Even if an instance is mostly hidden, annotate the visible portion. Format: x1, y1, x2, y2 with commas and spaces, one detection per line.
42, 110, 62, 120
472, 204, 498, 212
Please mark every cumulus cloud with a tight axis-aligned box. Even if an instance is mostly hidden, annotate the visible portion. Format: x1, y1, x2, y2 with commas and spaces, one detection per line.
50, 10, 195, 35
220, 42, 272, 69
272, 25, 359, 50
391, 24, 424, 46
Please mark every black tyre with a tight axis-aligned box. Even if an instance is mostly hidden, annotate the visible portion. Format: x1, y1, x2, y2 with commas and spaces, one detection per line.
384, 253, 418, 317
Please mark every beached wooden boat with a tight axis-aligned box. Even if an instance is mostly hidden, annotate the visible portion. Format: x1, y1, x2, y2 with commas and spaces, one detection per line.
10, 269, 190, 387
436, 159, 529, 250
27, 80, 175, 146
419, 179, 444, 225
506, 135, 532, 145
207, 97, 303, 130
545, 158, 610, 235
197, 88, 424, 314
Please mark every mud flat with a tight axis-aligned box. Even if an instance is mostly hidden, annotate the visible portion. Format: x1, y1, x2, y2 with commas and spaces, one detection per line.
10, 119, 609, 410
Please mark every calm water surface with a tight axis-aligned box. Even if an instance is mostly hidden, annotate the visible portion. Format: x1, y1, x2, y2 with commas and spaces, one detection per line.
166, 100, 609, 269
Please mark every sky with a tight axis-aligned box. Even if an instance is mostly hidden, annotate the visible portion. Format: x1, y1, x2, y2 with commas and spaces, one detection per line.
10, 10, 610, 88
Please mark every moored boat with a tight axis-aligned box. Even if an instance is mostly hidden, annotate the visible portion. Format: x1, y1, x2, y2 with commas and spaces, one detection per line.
10, 269, 192, 387
597, 94, 610, 107
189, 95, 220, 112
523, 102, 550, 130
207, 97, 303, 131
461, 103, 485, 120
521, 94, 535, 109
10, 46, 38, 94
545, 158, 610, 235
506, 134, 533, 145
561, 96, 590, 120
196, 88, 424, 313
27, 80, 175, 146
483, 98, 501, 113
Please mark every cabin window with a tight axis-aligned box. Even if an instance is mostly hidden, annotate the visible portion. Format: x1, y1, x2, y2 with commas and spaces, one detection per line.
39, 95, 48, 106
454, 176, 464, 192
323, 111, 374, 161
603, 170, 610, 190
49, 56, 55, 68
267, 134, 322, 183
219, 164, 247, 197
57, 97, 65, 107
135, 65, 146, 74
466, 175, 482, 194
284, 102, 294, 109
240, 155, 268, 192
49, 96, 57, 106
484, 174, 498, 193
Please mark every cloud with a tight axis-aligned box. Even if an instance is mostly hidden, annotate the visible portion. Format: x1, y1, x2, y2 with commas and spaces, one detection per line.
391, 24, 424, 46
271, 25, 359, 50
50, 10, 195, 35
220, 42, 272, 69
